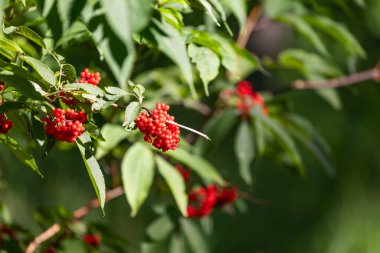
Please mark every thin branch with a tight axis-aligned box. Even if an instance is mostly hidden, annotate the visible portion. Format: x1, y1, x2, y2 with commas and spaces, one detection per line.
237, 5, 262, 49
166, 120, 211, 140
25, 186, 124, 253
272, 61, 380, 95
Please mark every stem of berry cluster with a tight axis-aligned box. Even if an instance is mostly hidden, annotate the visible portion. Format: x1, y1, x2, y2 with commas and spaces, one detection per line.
166, 120, 211, 141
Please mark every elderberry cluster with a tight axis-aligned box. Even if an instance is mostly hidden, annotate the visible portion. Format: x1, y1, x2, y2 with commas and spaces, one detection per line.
135, 103, 180, 152
43, 109, 86, 143
187, 185, 238, 218
79, 68, 101, 86
220, 80, 268, 116
0, 114, 13, 134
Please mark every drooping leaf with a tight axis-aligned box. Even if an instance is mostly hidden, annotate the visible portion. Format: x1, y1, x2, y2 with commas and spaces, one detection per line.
234, 120, 255, 185
251, 109, 304, 174
151, 20, 196, 97
0, 135, 42, 177
188, 44, 220, 96
3, 25, 47, 48
20, 55, 56, 86
147, 215, 175, 242
253, 117, 266, 155
305, 15, 366, 58
121, 143, 155, 216
169, 233, 186, 253
165, 147, 225, 184
277, 14, 329, 56
76, 132, 106, 213
180, 218, 210, 253
315, 89, 342, 110
220, 0, 246, 32
155, 156, 188, 216
158, 7, 184, 32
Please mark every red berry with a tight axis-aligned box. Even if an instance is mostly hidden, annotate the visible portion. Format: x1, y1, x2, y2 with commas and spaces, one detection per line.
135, 103, 180, 152
0, 114, 14, 134
42, 109, 86, 142
0, 85, 3, 91
215, 187, 238, 207
83, 234, 101, 247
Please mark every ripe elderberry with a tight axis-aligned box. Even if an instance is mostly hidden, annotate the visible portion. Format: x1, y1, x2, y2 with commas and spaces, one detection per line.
135, 103, 180, 152
43, 109, 86, 143
0, 114, 14, 134
187, 185, 239, 218
235, 80, 268, 116
83, 234, 101, 247
79, 68, 101, 86
0, 84, 4, 91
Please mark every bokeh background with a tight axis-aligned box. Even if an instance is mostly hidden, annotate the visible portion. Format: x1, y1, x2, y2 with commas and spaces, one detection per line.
2, 0, 380, 252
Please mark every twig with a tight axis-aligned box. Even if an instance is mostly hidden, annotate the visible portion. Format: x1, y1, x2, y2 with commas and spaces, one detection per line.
166, 120, 211, 140
237, 5, 262, 49
272, 61, 380, 95
25, 186, 124, 253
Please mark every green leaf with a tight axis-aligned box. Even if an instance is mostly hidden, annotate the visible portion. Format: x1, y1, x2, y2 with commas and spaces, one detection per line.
251, 109, 304, 174
188, 44, 220, 96
0, 135, 42, 177
253, 117, 266, 155
195, 0, 221, 26
62, 64, 76, 83
76, 132, 106, 213
279, 49, 342, 79
277, 14, 329, 56
20, 55, 56, 86
95, 124, 129, 159
220, 0, 246, 32
152, 20, 196, 97
305, 15, 366, 58
105, 86, 129, 101
0, 102, 28, 113
63, 83, 105, 96
180, 218, 209, 253
121, 143, 155, 216
147, 215, 175, 242
158, 7, 184, 32
0, 70, 43, 99
169, 234, 186, 253
122, 101, 142, 128
165, 147, 224, 184
0, 37, 23, 60
155, 156, 188, 216
234, 121, 255, 185
315, 89, 342, 110
3, 25, 46, 48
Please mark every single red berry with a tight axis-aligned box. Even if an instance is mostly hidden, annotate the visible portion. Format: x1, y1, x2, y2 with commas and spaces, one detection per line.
0, 84, 3, 91
83, 234, 101, 247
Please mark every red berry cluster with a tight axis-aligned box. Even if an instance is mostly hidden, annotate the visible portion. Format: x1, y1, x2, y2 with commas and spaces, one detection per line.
0, 114, 14, 134
43, 109, 86, 143
79, 68, 101, 86
221, 80, 268, 116
135, 103, 180, 152
83, 234, 101, 247
176, 164, 190, 182
187, 185, 238, 218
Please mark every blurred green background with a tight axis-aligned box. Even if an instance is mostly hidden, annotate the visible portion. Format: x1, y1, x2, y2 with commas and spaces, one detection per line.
2, 0, 380, 252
